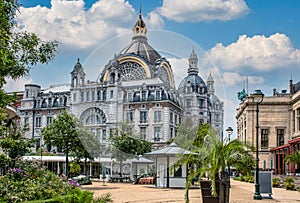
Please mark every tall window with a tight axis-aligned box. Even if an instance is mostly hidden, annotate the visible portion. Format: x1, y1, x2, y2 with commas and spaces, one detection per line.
92, 91, 95, 101
142, 91, 147, 101
261, 129, 269, 149
73, 93, 76, 102
102, 129, 106, 141
154, 111, 161, 122
81, 92, 84, 102
170, 112, 173, 124
97, 91, 101, 100
154, 127, 161, 141
292, 110, 296, 133
103, 90, 107, 101
156, 91, 161, 100
24, 117, 29, 125
140, 127, 147, 140
36, 117, 41, 128
140, 111, 147, 123
127, 111, 134, 122
186, 99, 192, 107
277, 129, 284, 146
198, 99, 204, 107
297, 108, 300, 131
86, 92, 90, 101
110, 90, 114, 99
46, 117, 52, 125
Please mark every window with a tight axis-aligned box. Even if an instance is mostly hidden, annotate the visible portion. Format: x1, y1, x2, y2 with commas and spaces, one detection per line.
140, 111, 147, 123
154, 127, 161, 141
46, 117, 52, 125
96, 129, 101, 141
173, 165, 182, 177
261, 129, 269, 149
186, 99, 192, 107
142, 91, 147, 101
36, 117, 41, 128
103, 90, 107, 101
127, 111, 134, 122
292, 110, 296, 133
277, 129, 284, 146
140, 127, 147, 139
154, 111, 161, 122
170, 112, 173, 124
102, 129, 106, 141
81, 92, 84, 102
92, 91, 95, 101
25, 90, 29, 98
97, 91, 101, 100
24, 117, 29, 125
199, 99, 204, 107
156, 91, 161, 100
86, 92, 90, 101
110, 90, 114, 99
128, 93, 132, 101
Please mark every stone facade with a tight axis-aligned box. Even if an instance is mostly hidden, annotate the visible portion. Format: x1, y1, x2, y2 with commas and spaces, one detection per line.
236, 80, 300, 170
17, 12, 224, 151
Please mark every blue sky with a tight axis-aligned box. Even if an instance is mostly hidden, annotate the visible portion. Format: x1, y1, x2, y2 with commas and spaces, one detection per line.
5, 0, 300, 138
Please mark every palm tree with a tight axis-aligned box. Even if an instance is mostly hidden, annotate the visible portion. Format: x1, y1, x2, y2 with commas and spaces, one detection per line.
176, 124, 254, 202
285, 150, 300, 174
199, 132, 254, 197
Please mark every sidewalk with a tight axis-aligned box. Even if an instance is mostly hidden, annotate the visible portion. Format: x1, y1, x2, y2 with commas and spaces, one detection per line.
82, 179, 300, 202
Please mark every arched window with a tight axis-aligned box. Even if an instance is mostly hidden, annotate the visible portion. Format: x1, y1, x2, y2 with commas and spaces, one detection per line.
81, 92, 84, 102
86, 92, 90, 101
103, 90, 107, 101
97, 91, 101, 100
92, 91, 95, 101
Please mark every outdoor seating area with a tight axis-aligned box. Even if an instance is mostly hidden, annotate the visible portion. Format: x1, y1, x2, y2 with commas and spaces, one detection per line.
137, 176, 156, 184
109, 176, 131, 183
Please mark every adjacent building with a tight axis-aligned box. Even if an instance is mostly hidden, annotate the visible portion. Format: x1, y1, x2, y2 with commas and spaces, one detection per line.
236, 80, 300, 174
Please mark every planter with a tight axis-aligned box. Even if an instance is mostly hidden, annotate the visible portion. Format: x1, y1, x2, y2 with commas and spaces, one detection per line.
200, 180, 230, 203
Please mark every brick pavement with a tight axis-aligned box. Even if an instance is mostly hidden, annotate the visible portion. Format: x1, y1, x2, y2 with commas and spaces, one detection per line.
82, 179, 300, 202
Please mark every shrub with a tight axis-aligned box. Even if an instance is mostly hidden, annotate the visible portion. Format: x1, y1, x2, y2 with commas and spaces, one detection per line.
272, 177, 281, 188
0, 160, 111, 203
284, 177, 295, 190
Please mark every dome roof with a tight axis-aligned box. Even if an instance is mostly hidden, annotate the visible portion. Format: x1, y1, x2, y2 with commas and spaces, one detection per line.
119, 36, 161, 65
178, 74, 207, 94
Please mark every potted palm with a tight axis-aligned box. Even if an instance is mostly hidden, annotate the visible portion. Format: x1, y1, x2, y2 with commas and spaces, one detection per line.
199, 131, 254, 203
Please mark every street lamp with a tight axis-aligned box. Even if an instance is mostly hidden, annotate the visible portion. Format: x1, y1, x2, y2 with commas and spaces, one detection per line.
226, 127, 233, 178
251, 89, 264, 200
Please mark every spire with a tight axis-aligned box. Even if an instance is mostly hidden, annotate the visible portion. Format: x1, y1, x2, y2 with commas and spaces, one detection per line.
188, 47, 199, 75
133, 8, 147, 37
207, 73, 215, 94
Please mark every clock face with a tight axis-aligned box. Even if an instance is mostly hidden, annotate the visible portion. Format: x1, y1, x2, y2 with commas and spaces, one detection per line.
119, 62, 147, 81
80, 107, 106, 125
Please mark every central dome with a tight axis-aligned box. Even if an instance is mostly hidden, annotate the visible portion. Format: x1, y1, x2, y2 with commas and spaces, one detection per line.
119, 36, 161, 65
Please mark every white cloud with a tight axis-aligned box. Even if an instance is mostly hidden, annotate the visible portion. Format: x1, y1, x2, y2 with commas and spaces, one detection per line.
204, 33, 300, 71
3, 77, 34, 92
145, 11, 165, 29
223, 72, 263, 86
157, 0, 250, 22
16, 0, 137, 49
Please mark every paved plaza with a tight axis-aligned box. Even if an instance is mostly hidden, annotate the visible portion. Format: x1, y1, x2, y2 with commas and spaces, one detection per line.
82, 179, 300, 203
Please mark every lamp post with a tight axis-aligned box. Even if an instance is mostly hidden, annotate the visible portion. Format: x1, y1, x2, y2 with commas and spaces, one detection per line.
251, 90, 264, 200
226, 127, 233, 178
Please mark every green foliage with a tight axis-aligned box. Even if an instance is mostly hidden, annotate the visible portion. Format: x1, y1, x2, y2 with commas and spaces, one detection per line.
109, 122, 152, 177
70, 162, 81, 175
42, 111, 82, 177
0, 160, 111, 203
0, 0, 58, 110
284, 177, 295, 190
177, 123, 254, 201
272, 177, 281, 188
285, 151, 300, 172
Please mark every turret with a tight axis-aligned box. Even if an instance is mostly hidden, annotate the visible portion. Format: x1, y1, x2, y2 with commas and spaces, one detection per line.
71, 58, 86, 88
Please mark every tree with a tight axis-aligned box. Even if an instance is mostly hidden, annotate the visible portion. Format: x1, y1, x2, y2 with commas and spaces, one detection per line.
42, 111, 82, 178
285, 151, 300, 174
71, 127, 101, 175
0, 0, 58, 109
109, 123, 152, 177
